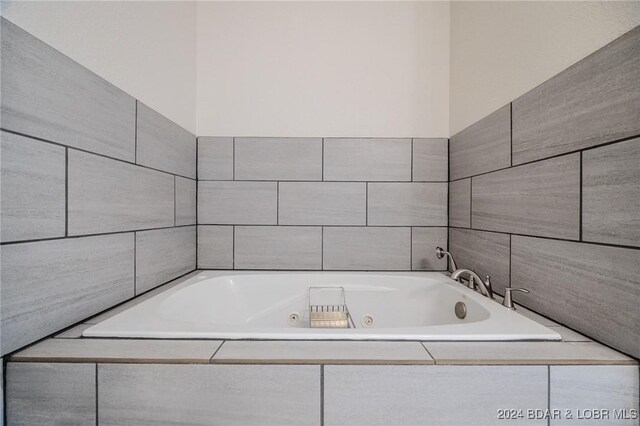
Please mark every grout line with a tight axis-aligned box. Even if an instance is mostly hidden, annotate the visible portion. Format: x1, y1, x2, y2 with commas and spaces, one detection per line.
174, 176, 177, 226
365, 183, 369, 226
579, 152, 583, 242
509, 102, 513, 167
65, 147, 69, 236
547, 365, 551, 426
196, 137, 199, 268
420, 342, 437, 364
321, 138, 325, 181
469, 177, 473, 229
197, 179, 447, 183
133, 232, 137, 295
410, 227, 413, 271
134, 101, 138, 164
232, 137, 235, 180
232, 226, 236, 269
276, 182, 280, 225
209, 341, 226, 362
508, 234, 512, 287
320, 365, 325, 426
410, 138, 414, 181
321, 226, 324, 271
95, 363, 99, 426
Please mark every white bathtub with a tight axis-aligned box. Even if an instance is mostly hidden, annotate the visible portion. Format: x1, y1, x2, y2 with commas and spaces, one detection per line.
83, 271, 561, 341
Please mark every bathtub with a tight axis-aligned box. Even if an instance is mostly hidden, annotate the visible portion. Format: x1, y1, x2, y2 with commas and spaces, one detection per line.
83, 271, 561, 341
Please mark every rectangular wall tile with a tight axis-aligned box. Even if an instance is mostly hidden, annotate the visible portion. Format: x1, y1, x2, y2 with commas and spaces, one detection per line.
449, 228, 511, 295
6, 363, 96, 426
325, 365, 547, 426
368, 183, 447, 226
411, 227, 448, 271
512, 26, 640, 165
511, 236, 640, 358
550, 366, 639, 426
0, 18, 135, 161
198, 225, 234, 269
412, 138, 448, 182
583, 138, 640, 247
0, 234, 134, 355
136, 101, 196, 178
0, 131, 65, 242
68, 150, 174, 235
99, 364, 320, 425
450, 104, 511, 180
472, 153, 580, 240
198, 181, 277, 225
175, 177, 196, 226
278, 182, 366, 225
235, 226, 321, 270
324, 138, 412, 181
449, 178, 471, 228
198, 136, 233, 180
235, 137, 322, 180
323, 227, 410, 270
136, 226, 196, 294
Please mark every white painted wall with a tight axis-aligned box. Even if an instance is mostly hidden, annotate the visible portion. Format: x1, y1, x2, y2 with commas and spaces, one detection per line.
450, 1, 640, 135
1, 1, 197, 133
196, 1, 450, 138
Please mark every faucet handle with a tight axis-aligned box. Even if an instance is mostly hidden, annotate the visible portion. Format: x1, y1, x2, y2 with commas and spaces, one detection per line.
484, 275, 494, 299
502, 287, 530, 310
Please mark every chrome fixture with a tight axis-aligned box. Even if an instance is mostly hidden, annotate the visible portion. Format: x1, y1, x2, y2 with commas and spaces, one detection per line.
450, 269, 494, 299
502, 287, 530, 310
435, 247, 458, 273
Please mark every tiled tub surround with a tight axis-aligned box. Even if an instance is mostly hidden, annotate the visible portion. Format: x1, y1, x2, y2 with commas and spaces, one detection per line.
0, 18, 197, 357
448, 26, 640, 358
197, 137, 449, 271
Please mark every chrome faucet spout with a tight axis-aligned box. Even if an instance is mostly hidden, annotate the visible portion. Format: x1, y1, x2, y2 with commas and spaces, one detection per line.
450, 268, 494, 299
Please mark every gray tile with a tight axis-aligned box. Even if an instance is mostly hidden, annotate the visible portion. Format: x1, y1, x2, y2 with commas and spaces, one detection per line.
583, 138, 640, 247
367, 183, 447, 226
68, 149, 174, 235
411, 227, 448, 271
279, 182, 366, 225
212, 341, 433, 364
472, 153, 580, 240
550, 366, 639, 426
198, 181, 277, 225
175, 176, 196, 226
449, 228, 511, 295
412, 138, 448, 181
450, 104, 511, 180
0, 18, 135, 161
197, 136, 233, 180
513, 26, 640, 165
99, 364, 320, 425
1, 234, 134, 356
512, 235, 640, 358
12, 338, 222, 364
325, 365, 547, 425
324, 138, 412, 181
235, 137, 322, 180
136, 101, 196, 178
323, 227, 410, 270
235, 226, 322, 270
424, 342, 635, 365
449, 178, 471, 228
198, 225, 234, 269
6, 363, 96, 426
135, 226, 196, 294
0, 131, 65, 242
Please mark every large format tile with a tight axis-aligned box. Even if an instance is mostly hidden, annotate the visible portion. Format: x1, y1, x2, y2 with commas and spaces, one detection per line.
550, 366, 640, 426
136, 101, 196, 178
511, 236, 640, 358
0, 234, 134, 355
0, 131, 65, 242
324, 138, 412, 181
235, 137, 322, 180
198, 181, 277, 225
68, 150, 174, 235
6, 363, 96, 426
198, 225, 234, 269
449, 178, 471, 228
412, 138, 448, 182
0, 18, 135, 161
135, 226, 196, 294
197, 136, 234, 180
472, 153, 580, 240
449, 228, 511, 295
323, 227, 411, 270
411, 227, 448, 271
367, 183, 447, 226
235, 226, 322, 270
278, 182, 366, 225
450, 104, 511, 180
512, 26, 640, 165
324, 365, 547, 425
99, 364, 320, 425
175, 177, 196, 226
583, 138, 640, 247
